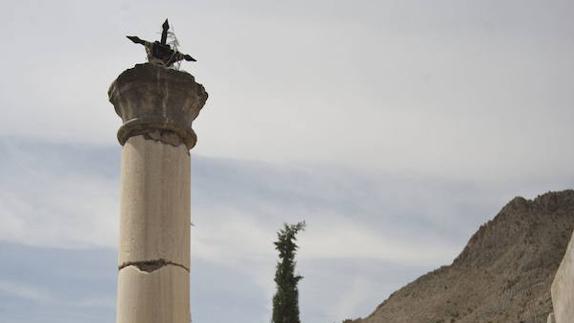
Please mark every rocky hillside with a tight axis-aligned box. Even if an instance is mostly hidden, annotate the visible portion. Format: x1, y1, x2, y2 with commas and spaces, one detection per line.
346, 190, 574, 323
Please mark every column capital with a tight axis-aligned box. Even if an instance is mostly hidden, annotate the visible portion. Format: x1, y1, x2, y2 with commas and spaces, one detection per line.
108, 63, 208, 150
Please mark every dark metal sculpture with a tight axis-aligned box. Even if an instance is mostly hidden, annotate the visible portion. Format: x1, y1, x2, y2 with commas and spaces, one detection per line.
127, 19, 196, 67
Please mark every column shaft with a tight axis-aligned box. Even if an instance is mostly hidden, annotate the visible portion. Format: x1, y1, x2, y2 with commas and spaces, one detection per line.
116, 135, 191, 323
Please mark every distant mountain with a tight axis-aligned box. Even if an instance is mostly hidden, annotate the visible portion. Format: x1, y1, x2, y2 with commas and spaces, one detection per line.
345, 190, 574, 323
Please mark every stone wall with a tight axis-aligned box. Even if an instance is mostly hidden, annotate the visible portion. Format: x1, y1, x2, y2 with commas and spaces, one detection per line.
550, 231, 574, 323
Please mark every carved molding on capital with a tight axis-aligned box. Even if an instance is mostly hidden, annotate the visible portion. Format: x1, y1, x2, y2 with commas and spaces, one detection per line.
108, 63, 208, 150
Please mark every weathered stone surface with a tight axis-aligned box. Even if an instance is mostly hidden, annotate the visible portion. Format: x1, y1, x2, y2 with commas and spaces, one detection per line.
116, 265, 190, 323
110, 63, 206, 323
108, 63, 208, 149
118, 135, 191, 269
551, 231, 574, 323
547, 312, 555, 323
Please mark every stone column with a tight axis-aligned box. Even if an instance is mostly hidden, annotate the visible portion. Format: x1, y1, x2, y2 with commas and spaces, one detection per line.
108, 63, 208, 323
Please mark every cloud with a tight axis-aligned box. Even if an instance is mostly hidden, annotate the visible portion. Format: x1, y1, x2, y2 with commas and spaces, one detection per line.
0, 175, 118, 248
1, 1, 574, 181
0, 280, 54, 303
0, 279, 113, 309
0, 242, 116, 323
298, 218, 457, 265
0, 138, 119, 249
333, 276, 373, 320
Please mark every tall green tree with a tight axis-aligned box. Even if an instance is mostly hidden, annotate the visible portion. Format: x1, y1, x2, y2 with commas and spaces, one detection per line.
272, 221, 306, 323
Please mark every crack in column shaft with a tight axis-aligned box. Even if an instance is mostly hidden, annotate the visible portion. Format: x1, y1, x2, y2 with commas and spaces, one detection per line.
119, 259, 189, 273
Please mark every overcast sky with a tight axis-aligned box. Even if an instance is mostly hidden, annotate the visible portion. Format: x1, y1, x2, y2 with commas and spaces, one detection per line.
1, 1, 573, 323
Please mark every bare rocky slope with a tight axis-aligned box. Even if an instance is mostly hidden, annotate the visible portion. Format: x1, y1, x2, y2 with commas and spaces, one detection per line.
346, 190, 574, 323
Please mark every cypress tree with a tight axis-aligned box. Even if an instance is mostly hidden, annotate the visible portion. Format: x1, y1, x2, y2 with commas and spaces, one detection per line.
272, 221, 306, 323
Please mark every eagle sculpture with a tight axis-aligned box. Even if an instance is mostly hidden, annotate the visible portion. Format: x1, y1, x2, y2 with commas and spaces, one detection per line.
127, 19, 196, 67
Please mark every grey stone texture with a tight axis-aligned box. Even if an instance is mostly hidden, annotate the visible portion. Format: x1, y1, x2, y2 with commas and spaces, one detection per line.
108, 63, 208, 150
109, 64, 207, 323
551, 230, 574, 323
118, 135, 191, 269
547, 312, 555, 323
116, 266, 190, 323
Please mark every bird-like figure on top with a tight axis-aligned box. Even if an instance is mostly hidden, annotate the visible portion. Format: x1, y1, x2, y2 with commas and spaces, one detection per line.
127, 19, 196, 68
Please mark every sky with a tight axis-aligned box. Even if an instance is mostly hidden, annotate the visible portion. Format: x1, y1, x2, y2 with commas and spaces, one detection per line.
0, 1, 573, 323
